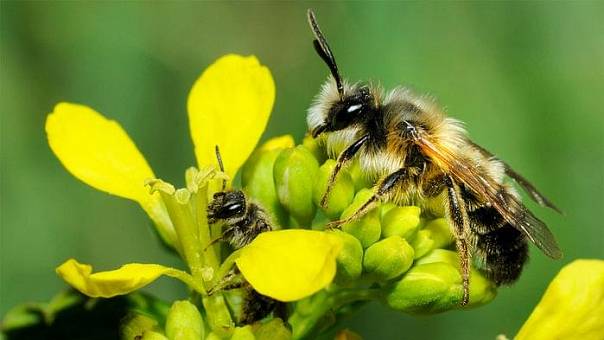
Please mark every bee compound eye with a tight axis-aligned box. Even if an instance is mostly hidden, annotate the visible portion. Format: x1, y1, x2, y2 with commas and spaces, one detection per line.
219, 202, 244, 218
347, 103, 363, 113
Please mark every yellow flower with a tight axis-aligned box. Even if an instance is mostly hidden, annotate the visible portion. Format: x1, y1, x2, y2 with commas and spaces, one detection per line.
236, 230, 343, 302
55, 259, 203, 298
47, 54, 341, 304
515, 259, 604, 340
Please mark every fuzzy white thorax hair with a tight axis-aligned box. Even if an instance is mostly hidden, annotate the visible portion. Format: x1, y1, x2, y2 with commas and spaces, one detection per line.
307, 77, 358, 132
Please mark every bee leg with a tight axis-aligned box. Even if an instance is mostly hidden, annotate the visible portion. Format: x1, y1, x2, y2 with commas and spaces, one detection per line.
207, 269, 245, 295
326, 168, 409, 229
444, 175, 471, 306
321, 134, 369, 208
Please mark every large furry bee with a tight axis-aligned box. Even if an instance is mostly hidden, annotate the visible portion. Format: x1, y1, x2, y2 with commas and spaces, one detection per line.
207, 146, 282, 324
306, 10, 561, 305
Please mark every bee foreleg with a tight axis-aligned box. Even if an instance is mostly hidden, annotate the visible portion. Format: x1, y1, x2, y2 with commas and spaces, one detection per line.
207, 269, 245, 295
321, 134, 369, 208
445, 175, 471, 306
326, 168, 409, 229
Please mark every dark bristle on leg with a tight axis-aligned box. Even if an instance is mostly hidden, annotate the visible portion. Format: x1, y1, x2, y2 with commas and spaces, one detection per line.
326, 168, 409, 229
321, 135, 369, 208
445, 176, 471, 306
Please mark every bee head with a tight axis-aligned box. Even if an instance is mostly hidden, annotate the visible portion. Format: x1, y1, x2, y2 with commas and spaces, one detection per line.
207, 190, 246, 223
306, 10, 376, 137
309, 82, 376, 137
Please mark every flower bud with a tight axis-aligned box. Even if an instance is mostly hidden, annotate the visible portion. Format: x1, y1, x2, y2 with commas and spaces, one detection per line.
205, 333, 221, 340
231, 326, 255, 340
410, 218, 454, 259
241, 136, 295, 227
341, 189, 381, 248
331, 230, 364, 284
347, 160, 372, 193
363, 236, 414, 281
410, 230, 434, 259
423, 218, 454, 249
142, 332, 169, 340
302, 134, 327, 164
254, 318, 292, 340
273, 146, 320, 226
313, 160, 355, 219
381, 206, 421, 240
385, 249, 496, 313
165, 300, 204, 340
121, 313, 161, 340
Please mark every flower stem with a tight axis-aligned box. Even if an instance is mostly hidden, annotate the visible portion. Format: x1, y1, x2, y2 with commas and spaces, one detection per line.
202, 293, 234, 336
288, 286, 381, 339
159, 189, 206, 290
193, 185, 220, 272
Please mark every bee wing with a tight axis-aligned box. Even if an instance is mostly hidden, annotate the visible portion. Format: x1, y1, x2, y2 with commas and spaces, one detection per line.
468, 140, 562, 214
418, 136, 562, 259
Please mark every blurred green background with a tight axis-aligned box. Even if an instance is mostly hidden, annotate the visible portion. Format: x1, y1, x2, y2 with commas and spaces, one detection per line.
1, 2, 603, 339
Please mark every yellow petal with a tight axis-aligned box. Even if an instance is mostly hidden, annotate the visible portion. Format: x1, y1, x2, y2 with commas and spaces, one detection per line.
56, 259, 202, 298
516, 259, 604, 340
236, 230, 342, 302
46, 103, 173, 241
187, 54, 275, 179
259, 135, 295, 151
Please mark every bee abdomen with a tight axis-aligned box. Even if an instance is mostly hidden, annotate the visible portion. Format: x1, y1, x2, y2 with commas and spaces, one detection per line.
241, 286, 282, 324
470, 207, 529, 286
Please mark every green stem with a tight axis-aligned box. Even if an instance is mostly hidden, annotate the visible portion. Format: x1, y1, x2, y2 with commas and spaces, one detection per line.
288, 287, 381, 339
194, 185, 220, 272
202, 293, 234, 336
160, 189, 206, 290
212, 249, 242, 286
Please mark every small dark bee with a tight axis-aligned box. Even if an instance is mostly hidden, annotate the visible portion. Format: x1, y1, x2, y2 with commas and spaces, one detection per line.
207, 190, 272, 249
306, 10, 561, 305
207, 146, 283, 324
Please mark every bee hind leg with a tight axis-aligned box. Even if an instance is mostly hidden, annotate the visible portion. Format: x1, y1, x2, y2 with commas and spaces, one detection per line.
444, 175, 472, 306
326, 168, 409, 229
321, 135, 369, 208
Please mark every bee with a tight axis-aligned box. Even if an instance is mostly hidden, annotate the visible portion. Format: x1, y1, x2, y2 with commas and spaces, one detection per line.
207, 146, 283, 324
306, 9, 562, 305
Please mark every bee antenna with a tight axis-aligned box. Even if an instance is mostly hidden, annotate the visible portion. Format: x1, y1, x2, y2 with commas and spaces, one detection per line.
215, 145, 226, 191
307, 9, 344, 98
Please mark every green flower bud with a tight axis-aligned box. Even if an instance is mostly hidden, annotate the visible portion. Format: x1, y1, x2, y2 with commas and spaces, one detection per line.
379, 203, 398, 218
385, 249, 496, 314
347, 160, 372, 192
241, 137, 294, 227
231, 325, 255, 340
423, 218, 454, 249
313, 160, 355, 219
121, 313, 161, 340
410, 218, 454, 259
302, 134, 327, 164
273, 146, 320, 226
142, 331, 169, 340
363, 236, 414, 281
410, 230, 434, 259
205, 333, 222, 340
341, 189, 381, 248
381, 206, 421, 240
165, 300, 204, 340
416, 249, 496, 307
254, 318, 292, 340
331, 230, 364, 284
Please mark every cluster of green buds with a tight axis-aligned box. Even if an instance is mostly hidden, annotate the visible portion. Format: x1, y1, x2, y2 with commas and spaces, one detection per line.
241, 135, 497, 338
1, 54, 499, 340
